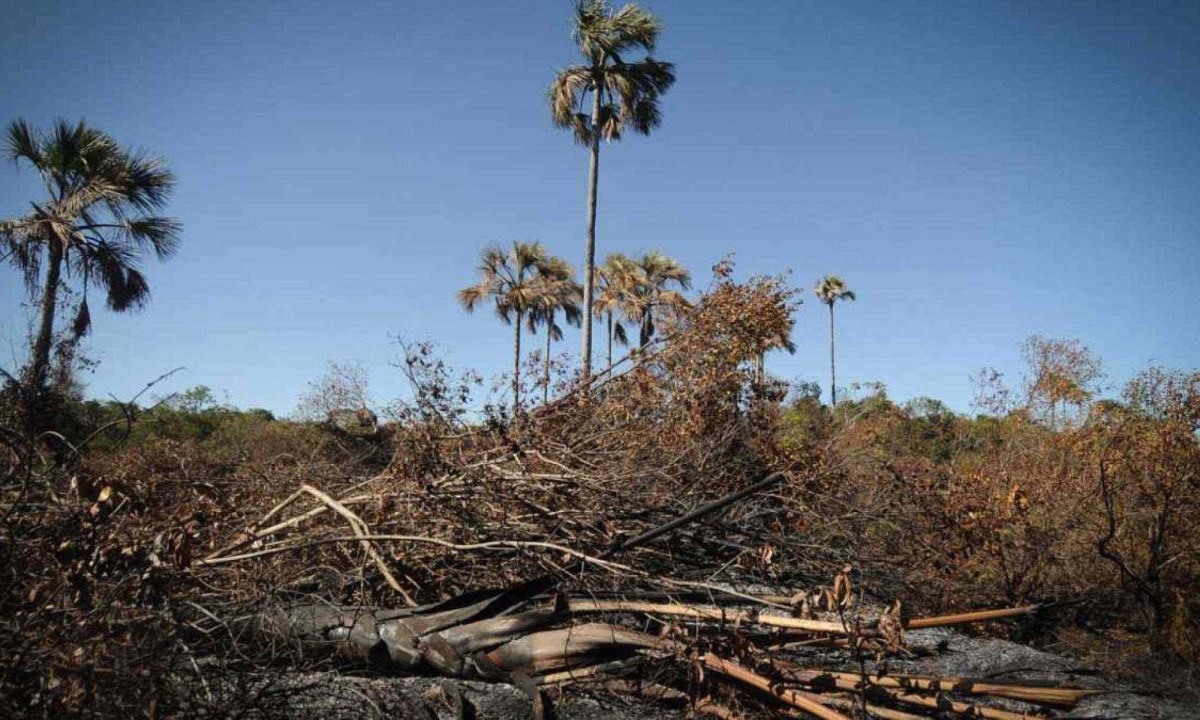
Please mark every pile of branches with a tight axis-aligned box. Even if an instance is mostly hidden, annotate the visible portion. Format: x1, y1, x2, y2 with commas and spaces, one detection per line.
200, 472, 1096, 720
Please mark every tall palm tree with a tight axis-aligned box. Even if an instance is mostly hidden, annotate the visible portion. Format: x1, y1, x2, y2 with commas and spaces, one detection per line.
457, 241, 551, 414
814, 275, 856, 405
550, 0, 676, 384
628, 251, 691, 349
1, 119, 180, 394
593, 253, 637, 370
529, 256, 583, 402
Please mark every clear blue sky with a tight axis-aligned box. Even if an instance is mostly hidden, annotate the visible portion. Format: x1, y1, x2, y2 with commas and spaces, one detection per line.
2, 0, 1198, 413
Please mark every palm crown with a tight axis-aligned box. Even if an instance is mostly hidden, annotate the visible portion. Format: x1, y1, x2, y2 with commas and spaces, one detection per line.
457, 241, 551, 324
549, 1, 677, 146
628, 251, 691, 348
1, 118, 180, 390
528, 256, 583, 341
594, 253, 640, 355
457, 241, 554, 413
814, 275, 856, 306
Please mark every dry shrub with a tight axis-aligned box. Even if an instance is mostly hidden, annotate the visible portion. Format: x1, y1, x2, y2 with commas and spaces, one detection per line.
779, 358, 1200, 662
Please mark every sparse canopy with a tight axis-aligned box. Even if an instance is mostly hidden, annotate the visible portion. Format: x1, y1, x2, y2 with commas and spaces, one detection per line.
1, 118, 180, 393
628, 251, 691, 348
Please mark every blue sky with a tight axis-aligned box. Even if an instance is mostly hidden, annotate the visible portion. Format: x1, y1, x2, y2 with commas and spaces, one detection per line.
2, 0, 1198, 413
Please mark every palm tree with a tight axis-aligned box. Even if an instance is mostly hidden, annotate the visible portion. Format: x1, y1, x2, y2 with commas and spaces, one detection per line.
528, 257, 583, 402
457, 241, 551, 414
628, 251, 691, 349
550, 0, 676, 384
594, 253, 637, 370
1, 119, 180, 394
814, 275, 856, 405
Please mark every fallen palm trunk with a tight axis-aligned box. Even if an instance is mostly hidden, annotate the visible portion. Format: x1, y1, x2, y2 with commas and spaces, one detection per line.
480, 624, 680, 677
536, 656, 651, 686
263, 600, 673, 678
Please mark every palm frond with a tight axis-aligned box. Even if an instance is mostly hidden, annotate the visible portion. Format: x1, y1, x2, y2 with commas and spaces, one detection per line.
607, 3, 661, 53
550, 65, 593, 129
119, 152, 177, 213
70, 298, 92, 337
555, 2, 672, 144
0, 215, 44, 293
456, 284, 489, 313
4, 118, 44, 169
118, 216, 183, 260
89, 240, 150, 312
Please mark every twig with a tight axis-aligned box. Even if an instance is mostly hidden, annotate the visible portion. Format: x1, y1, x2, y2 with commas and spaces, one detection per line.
299, 484, 414, 605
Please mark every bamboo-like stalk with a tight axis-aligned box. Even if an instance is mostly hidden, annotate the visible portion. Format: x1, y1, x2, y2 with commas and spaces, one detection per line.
819, 669, 1100, 707
789, 689, 926, 720
701, 654, 851, 720
880, 689, 1043, 720
773, 663, 1042, 720
905, 605, 1040, 629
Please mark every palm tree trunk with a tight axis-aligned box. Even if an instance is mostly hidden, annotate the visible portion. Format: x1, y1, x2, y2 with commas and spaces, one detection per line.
543, 310, 553, 404
513, 311, 522, 415
580, 86, 602, 387
828, 303, 837, 406
640, 308, 651, 349
606, 311, 613, 370
27, 239, 64, 392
